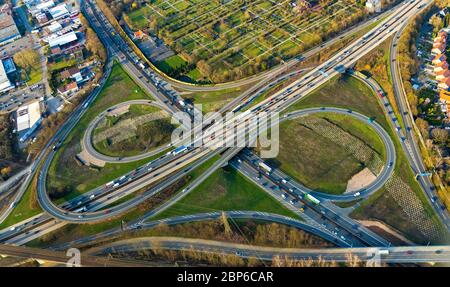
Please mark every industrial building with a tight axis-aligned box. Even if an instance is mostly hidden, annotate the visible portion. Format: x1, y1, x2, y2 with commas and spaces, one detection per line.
0, 11, 21, 46
48, 31, 78, 48
0, 59, 13, 93
15, 100, 42, 142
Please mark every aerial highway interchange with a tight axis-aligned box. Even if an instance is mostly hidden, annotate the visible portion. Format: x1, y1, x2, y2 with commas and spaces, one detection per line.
0, 0, 450, 267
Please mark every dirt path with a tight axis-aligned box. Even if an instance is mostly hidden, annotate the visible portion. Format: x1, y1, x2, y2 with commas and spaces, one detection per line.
358, 220, 415, 245
345, 168, 376, 193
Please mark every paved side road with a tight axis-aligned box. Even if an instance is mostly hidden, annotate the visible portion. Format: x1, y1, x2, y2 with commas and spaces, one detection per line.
86, 236, 450, 264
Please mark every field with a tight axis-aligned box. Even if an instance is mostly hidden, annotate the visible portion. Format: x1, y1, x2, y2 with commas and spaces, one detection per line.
126, 0, 366, 82
45, 63, 160, 201
24, 67, 42, 86
268, 113, 385, 194
93, 104, 176, 157
152, 166, 301, 220
287, 75, 390, 129
181, 85, 249, 113
155, 55, 188, 74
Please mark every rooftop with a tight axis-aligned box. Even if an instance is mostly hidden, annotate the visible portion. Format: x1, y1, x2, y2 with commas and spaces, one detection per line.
49, 3, 69, 19
48, 31, 77, 47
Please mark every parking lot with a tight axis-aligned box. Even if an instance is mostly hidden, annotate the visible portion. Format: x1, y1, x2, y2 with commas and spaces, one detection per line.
0, 84, 45, 114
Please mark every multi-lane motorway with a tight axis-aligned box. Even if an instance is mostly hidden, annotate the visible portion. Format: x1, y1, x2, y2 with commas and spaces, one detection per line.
31, 0, 432, 224
87, 237, 450, 264
389, 19, 450, 229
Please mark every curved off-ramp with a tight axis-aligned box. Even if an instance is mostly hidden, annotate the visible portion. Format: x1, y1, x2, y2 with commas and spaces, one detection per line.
276, 107, 396, 201
80, 100, 179, 165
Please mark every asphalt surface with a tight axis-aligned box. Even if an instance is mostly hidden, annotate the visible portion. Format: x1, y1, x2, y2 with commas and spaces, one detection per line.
88, 236, 450, 264
389, 16, 450, 229
82, 99, 176, 163
33, 0, 427, 223
53, 211, 347, 251
232, 151, 390, 248
90, 0, 395, 92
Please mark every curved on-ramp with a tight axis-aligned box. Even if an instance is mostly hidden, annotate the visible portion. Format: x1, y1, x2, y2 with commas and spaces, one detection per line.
81, 99, 177, 164
279, 107, 396, 201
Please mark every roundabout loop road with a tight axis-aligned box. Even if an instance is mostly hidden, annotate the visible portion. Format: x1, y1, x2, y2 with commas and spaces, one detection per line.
82, 100, 179, 164
279, 107, 396, 202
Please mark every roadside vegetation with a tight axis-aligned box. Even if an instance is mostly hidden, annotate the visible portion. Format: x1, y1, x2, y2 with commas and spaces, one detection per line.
84, 219, 334, 266
180, 85, 250, 114
396, 0, 450, 208
26, 153, 223, 247
0, 114, 26, 182
152, 165, 301, 220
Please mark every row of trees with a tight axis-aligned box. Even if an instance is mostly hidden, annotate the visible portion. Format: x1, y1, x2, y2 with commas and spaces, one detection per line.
0, 115, 14, 162
80, 14, 107, 63
13, 48, 40, 71
398, 2, 450, 195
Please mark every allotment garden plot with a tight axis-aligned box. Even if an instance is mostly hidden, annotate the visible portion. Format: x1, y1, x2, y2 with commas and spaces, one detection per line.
127, 0, 366, 82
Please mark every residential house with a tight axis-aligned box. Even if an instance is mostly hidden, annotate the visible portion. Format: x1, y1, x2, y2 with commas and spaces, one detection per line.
438, 78, 450, 90
434, 31, 447, 43
133, 30, 145, 40
439, 90, 450, 117
436, 69, 450, 81
433, 54, 447, 65
434, 61, 448, 73
57, 81, 78, 96
60, 67, 82, 83
35, 12, 49, 24
432, 42, 446, 55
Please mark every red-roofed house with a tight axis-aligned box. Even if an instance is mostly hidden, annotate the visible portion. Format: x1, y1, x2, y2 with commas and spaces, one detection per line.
438, 78, 450, 90
133, 30, 145, 40
434, 31, 447, 43
57, 81, 78, 96
433, 54, 447, 65
436, 69, 450, 81
434, 61, 449, 73
432, 42, 446, 54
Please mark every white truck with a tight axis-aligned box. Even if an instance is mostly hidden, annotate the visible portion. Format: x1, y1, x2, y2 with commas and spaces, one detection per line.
258, 162, 272, 173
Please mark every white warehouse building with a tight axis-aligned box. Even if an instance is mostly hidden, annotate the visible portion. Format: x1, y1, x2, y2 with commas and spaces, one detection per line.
16, 101, 42, 142
48, 31, 77, 47
0, 60, 13, 93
